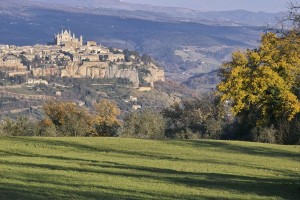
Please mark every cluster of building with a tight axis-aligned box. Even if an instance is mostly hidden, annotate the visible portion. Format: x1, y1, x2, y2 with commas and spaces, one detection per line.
0, 30, 165, 87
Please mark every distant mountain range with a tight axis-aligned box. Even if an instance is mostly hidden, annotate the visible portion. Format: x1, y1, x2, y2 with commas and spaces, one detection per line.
0, 0, 284, 26
123, 0, 287, 13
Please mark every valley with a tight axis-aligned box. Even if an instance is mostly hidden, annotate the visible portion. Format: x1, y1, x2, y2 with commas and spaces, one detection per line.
0, 0, 288, 124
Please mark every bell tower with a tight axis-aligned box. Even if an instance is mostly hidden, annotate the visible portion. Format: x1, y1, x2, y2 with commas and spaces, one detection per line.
80, 35, 83, 46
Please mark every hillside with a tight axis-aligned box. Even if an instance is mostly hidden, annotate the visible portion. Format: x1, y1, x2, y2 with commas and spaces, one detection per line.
0, 1, 284, 91
0, 137, 299, 199
0, 3, 262, 88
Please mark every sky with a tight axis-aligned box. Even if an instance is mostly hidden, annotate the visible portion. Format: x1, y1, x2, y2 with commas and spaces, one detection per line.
123, 0, 290, 13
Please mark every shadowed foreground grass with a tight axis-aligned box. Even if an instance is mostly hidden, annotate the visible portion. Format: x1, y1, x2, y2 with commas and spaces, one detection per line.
0, 137, 299, 199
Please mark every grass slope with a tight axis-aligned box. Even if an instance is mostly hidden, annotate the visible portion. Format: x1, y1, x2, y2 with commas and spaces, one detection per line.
0, 137, 299, 200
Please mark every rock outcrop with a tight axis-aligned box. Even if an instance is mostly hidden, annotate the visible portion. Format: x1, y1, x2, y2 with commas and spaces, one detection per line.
143, 62, 165, 84
60, 61, 164, 87
106, 65, 139, 87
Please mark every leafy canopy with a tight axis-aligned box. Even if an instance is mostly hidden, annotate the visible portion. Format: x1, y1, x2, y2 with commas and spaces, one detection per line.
42, 101, 93, 136
93, 99, 121, 136
217, 31, 300, 125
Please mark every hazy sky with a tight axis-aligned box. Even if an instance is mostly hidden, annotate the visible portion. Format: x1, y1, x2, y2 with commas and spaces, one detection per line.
123, 0, 289, 13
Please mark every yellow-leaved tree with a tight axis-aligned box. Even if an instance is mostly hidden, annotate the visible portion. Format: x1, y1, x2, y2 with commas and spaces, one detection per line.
93, 99, 121, 136
217, 31, 300, 126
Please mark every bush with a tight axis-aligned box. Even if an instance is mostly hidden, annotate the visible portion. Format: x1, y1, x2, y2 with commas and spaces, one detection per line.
42, 101, 94, 137
203, 118, 223, 139
162, 95, 224, 139
174, 129, 201, 140
38, 118, 57, 136
1, 117, 39, 136
276, 116, 300, 144
122, 109, 166, 139
251, 125, 277, 144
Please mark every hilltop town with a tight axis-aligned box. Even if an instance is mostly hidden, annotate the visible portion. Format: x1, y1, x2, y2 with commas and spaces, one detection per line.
0, 30, 165, 88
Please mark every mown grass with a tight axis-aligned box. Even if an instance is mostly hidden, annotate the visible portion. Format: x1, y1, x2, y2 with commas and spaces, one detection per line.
0, 137, 299, 200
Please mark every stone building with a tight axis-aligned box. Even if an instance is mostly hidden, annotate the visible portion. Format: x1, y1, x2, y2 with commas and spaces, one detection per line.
80, 55, 100, 62
54, 30, 83, 47
32, 67, 59, 77
86, 41, 97, 46
0, 55, 27, 71
99, 53, 125, 62
27, 78, 48, 85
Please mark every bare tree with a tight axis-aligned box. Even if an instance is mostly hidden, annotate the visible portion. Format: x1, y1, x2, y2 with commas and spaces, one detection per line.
287, 1, 300, 29
277, 0, 300, 33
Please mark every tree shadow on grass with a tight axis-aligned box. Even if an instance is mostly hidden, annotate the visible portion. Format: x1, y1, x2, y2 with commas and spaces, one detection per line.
170, 140, 300, 161
1, 147, 298, 192
19, 137, 299, 178
3, 137, 187, 162
0, 171, 211, 200
168, 172, 300, 200
0, 147, 298, 179
0, 182, 225, 200
0, 181, 143, 200
1, 137, 299, 199
0, 159, 299, 200
9, 137, 298, 163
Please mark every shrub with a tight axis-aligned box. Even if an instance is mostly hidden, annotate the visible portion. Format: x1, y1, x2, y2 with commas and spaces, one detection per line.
203, 118, 223, 139
122, 109, 166, 139
162, 95, 224, 139
174, 129, 201, 140
252, 125, 277, 144
1, 117, 39, 136
43, 101, 94, 137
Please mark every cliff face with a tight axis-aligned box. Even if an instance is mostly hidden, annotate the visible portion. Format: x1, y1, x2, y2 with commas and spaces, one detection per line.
60, 63, 79, 77
60, 61, 164, 87
105, 65, 140, 87
143, 63, 165, 84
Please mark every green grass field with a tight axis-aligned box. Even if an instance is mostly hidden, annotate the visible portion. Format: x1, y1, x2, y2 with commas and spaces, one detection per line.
0, 137, 299, 200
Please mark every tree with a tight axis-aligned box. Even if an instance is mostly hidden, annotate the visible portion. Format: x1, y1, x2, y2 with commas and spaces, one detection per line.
1, 116, 39, 136
122, 109, 166, 139
162, 95, 223, 139
93, 99, 121, 136
278, 0, 300, 33
42, 101, 94, 136
217, 32, 300, 126
38, 117, 57, 136
288, 0, 300, 31
217, 30, 300, 144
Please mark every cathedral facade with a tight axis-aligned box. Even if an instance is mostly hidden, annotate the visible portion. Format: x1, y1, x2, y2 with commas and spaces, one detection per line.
54, 30, 83, 47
